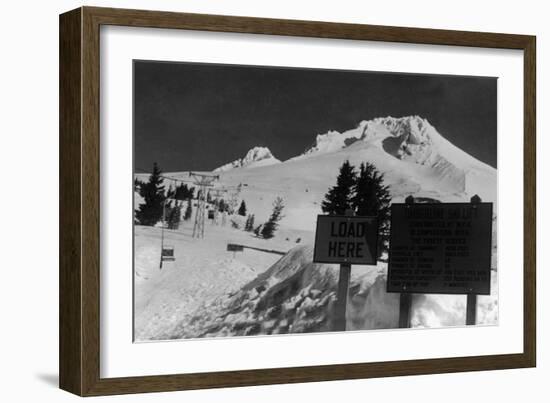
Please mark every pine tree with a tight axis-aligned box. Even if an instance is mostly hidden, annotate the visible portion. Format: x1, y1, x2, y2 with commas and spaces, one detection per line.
135, 162, 165, 226
321, 160, 356, 215
261, 197, 285, 239
166, 201, 182, 230
238, 200, 247, 216
351, 162, 392, 258
254, 224, 263, 237
248, 214, 255, 231
174, 202, 182, 228
244, 214, 255, 231
184, 198, 193, 220
175, 183, 192, 200
163, 200, 172, 228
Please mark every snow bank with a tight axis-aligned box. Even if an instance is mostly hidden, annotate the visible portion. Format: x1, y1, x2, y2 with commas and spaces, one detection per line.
167, 244, 498, 339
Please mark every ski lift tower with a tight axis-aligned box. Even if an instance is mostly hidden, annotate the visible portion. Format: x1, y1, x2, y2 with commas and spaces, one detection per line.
189, 172, 219, 238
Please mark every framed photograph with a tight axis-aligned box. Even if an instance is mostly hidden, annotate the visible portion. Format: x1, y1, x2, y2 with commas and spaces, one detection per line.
59, 6, 536, 396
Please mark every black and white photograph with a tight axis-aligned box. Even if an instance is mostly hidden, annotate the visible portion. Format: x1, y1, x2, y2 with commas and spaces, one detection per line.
133, 60, 498, 342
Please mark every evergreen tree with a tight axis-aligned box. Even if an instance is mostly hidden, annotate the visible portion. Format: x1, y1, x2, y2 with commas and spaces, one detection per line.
248, 214, 255, 231
166, 201, 182, 230
254, 224, 263, 237
175, 183, 192, 200
261, 197, 285, 239
351, 162, 392, 259
238, 200, 247, 216
163, 200, 172, 227
244, 214, 255, 232
184, 198, 193, 221
321, 160, 356, 215
135, 163, 165, 226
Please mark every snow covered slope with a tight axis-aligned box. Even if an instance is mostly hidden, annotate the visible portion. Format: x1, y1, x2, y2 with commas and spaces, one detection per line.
213, 146, 281, 172
166, 244, 497, 339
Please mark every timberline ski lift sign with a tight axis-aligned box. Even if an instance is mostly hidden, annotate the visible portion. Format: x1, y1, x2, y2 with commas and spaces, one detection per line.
313, 215, 378, 265
387, 202, 493, 295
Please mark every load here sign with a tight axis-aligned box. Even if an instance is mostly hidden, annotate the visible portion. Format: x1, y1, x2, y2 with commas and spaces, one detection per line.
313, 215, 378, 265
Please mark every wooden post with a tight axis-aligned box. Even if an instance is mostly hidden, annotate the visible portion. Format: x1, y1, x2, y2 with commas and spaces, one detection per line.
398, 195, 415, 328
334, 263, 351, 331
333, 209, 355, 332
466, 194, 481, 325
399, 293, 412, 328
466, 294, 477, 325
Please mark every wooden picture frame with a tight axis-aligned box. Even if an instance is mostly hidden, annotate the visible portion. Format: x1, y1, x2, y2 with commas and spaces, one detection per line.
59, 6, 536, 396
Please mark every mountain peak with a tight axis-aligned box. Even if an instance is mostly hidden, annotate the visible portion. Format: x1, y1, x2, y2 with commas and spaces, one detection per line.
214, 146, 281, 172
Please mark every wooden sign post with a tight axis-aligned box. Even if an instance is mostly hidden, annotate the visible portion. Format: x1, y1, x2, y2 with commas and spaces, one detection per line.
465, 194, 482, 325
388, 195, 493, 328
398, 195, 415, 328
466, 294, 477, 325
335, 262, 352, 331
313, 210, 378, 332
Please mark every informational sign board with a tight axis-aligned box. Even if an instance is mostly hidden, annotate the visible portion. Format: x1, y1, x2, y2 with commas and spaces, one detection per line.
226, 243, 244, 252
387, 202, 493, 295
313, 215, 378, 265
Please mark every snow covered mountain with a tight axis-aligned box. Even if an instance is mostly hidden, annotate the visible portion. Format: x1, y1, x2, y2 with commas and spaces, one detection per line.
213, 146, 281, 172
156, 116, 496, 231
211, 116, 496, 229
292, 116, 496, 199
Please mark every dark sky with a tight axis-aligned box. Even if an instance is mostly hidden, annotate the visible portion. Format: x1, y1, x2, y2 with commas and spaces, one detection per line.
134, 60, 497, 172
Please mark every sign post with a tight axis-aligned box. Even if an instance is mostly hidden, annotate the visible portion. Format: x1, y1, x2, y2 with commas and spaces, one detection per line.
466, 294, 477, 325
465, 194, 482, 325
388, 194, 493, 327
398, 293, 412, 328
335, 262, 351, 332
313, 211, 378, 332
397, 196, 415, 328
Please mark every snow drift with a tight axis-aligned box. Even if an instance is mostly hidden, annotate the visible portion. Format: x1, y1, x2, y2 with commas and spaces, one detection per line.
164, 244, 497, 339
